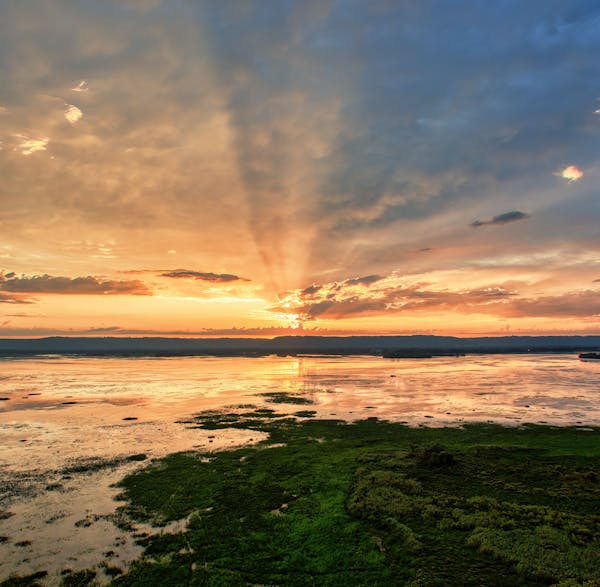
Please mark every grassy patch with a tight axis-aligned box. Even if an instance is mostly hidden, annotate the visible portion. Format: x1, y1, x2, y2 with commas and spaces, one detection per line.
293, 410, 317, 418
60, 569, 96, 586
259, 392, 315, 405
0, 572, 48, 587
112, 418, 600, 586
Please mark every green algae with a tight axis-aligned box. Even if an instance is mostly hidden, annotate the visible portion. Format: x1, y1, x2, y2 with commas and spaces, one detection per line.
108, 417, 600, 585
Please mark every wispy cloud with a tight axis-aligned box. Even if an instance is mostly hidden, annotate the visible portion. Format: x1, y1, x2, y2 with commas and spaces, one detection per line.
70, 80, 89, 93
0, 272, 150, 295
61, 241, 117, 259
503, 290, 600, 318
15, 135, 49, 156
471, 211, 530, 228
160, 270, 248, 283
0, 292, 35, 304
0, 324, 352, 337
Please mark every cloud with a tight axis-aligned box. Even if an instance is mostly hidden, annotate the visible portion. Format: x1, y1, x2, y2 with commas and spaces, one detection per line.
64, 104, 83, 124
556, 165, 583, 182
345, 274, 383, 286
503, 290, 600, 318
0, 324, 357, 337
271, 267, 600, 324
15, 135, 49, 155
301, 284, 322, 295
85, 326, 123, 333
270, 271, 518, 321
70, 80, 89, 92
1, 0, 599, 333
160, 270, 247, 282
0, 273, 151, 295
471, 211, 530, 228
0, 293, 35, 304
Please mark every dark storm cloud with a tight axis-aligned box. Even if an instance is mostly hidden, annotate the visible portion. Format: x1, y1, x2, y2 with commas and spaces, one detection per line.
0, 273, 150, 295
160, 270, 247, 282
471, 211, 530, 228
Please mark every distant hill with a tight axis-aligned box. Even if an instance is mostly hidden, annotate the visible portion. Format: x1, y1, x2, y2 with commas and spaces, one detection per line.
0, 335, 599, 356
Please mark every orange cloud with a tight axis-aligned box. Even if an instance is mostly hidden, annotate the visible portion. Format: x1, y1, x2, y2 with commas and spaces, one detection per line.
270, 273, 518, 321
556, 165, 583, 182
70, 80, 89, 92
64, 104, 83, 124
160, 270, 248, 283
0, 273, 150, 295
15, 135, 49, 156
0, 292, 35, 304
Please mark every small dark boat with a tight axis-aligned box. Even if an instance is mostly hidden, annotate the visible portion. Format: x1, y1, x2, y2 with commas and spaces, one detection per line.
578, 352, 600, 361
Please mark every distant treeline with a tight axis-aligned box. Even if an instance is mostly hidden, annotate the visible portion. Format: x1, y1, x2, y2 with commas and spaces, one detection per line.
0, 335, 599, 357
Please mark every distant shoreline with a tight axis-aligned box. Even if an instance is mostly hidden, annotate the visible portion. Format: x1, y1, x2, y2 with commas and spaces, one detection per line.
0, 334, 599, 358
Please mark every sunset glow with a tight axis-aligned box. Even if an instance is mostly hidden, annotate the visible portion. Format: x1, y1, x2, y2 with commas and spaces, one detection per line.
1, 1, 599, 337
557, 165, 584, 183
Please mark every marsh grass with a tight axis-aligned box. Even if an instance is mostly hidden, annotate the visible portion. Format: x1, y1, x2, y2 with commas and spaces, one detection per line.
5, 415, 599, 586
104, 415, 600, 586
259, 392, 315, 405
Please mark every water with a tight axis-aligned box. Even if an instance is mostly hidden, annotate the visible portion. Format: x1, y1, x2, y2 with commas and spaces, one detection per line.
1, 353, 600, 471
0, 353, 599, 583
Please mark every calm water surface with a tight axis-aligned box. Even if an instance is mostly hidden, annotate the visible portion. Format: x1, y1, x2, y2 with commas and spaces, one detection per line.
1, 353, 599, 470
0, 353, 599, 584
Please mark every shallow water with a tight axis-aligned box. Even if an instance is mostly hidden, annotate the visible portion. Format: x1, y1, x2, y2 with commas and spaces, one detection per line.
1, 353, 600, 471
0, 353, 599, 583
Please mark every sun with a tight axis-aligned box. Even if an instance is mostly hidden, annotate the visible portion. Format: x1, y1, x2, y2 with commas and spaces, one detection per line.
280, 312, 303, 330
289, 315, 303, 330
270, 310, 304, 330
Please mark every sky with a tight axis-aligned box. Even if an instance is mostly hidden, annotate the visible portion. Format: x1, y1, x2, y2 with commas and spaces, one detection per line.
1, 0, 599, 337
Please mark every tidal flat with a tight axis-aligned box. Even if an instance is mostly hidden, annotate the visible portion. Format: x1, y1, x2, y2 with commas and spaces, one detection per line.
1, 355, 600, 585
12, 413, 595, 586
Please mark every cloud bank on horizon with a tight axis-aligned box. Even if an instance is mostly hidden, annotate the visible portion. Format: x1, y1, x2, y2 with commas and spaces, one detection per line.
0, 0, 599, 336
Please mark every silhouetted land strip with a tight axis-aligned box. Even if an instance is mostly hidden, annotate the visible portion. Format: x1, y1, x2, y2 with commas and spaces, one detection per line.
1, 335, 599, 357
